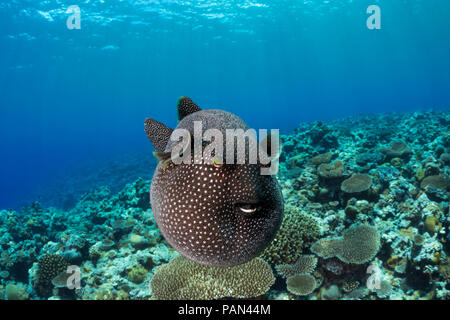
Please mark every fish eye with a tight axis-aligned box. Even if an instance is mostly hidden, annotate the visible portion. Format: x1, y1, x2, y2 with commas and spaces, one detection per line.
212, 156, 223, 168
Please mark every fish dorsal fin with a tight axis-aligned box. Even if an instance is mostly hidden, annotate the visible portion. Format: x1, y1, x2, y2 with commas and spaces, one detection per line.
177, 96, 201, 121
144, 118, 173, 153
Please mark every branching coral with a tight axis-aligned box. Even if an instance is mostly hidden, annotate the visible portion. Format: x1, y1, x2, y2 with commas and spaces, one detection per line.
276, 255, 318, 278
262, 205, 321, 265
150, 256, 275, 300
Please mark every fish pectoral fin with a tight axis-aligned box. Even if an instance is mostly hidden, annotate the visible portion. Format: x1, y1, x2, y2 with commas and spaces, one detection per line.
153, 151, 172, 170
153, 151, 172, 161
145, 118, 173, 153
177, 96, 201, 121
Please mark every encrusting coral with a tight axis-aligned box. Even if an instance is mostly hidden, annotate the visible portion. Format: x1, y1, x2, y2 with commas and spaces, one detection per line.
150, 256, 275, 300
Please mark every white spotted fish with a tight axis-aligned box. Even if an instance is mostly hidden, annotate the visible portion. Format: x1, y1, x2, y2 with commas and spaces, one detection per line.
145, 97, 284, 267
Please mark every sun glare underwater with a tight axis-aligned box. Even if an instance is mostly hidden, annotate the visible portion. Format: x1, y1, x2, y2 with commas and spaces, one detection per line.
0, 0, 449, 301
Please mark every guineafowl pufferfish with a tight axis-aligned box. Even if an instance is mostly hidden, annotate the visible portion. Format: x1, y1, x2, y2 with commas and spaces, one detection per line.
145, 97, 284, 267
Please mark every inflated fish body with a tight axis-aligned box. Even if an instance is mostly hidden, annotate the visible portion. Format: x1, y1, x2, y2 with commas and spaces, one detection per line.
145, 97, 283, 267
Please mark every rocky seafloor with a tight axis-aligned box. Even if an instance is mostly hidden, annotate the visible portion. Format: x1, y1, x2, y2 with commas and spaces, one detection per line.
0, 110, 449, 300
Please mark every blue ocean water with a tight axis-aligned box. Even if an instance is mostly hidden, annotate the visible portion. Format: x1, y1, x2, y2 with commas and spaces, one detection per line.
1, 0, 449, 209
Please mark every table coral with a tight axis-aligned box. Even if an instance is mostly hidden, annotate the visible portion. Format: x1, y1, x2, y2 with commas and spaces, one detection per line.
286, 274, 317, 296
150, 256, 275, 300
341, 174, 373, 194
312, 223, 380, 265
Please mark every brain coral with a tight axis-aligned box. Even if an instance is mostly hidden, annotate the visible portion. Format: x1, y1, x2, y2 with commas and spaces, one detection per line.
286, 274, 317, 296
276, 255, 318, 278
317, 160, 344, 179
341, 174, 373, 193
420, 174, 450, 191
150, 256, 275, 300
262, 205, 321, 265
34, 254, 69, 298
311, 223, 380, 264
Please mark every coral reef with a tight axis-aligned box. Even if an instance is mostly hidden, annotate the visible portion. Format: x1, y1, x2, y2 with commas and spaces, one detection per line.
273, 110, 449, 300
0, 110, 448, 300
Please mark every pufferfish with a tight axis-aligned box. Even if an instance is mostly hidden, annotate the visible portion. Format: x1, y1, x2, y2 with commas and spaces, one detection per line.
144, 97, 283, 267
